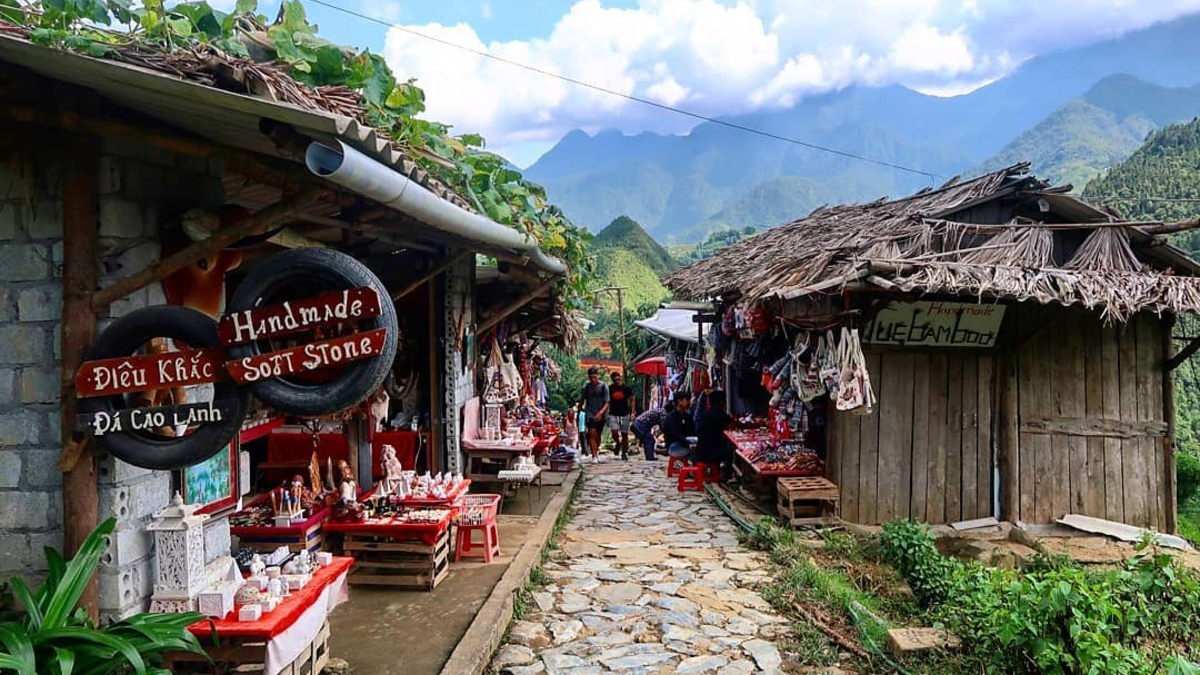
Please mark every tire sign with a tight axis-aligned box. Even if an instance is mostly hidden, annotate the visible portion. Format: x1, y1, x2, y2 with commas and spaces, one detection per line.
75, 348, 226, 398
218, 287, 382, 345
78, 400, 239, 435
225, 328, 389, 384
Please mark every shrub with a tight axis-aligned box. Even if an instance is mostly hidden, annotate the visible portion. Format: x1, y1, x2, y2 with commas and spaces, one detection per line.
879, 519, 957, 605
0, 518, 207, 675
1178, 450, 1200, 506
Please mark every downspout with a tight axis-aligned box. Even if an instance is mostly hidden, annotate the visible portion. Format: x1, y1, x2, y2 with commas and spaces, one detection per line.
305, 140, 567, 276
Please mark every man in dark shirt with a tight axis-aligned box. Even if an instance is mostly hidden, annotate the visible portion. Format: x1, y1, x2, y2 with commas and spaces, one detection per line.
606, 371, 636, 460
578, 367, 609, 463
661, 392, 695, 460
631, 404, 669, 461
695, 391, 734, 476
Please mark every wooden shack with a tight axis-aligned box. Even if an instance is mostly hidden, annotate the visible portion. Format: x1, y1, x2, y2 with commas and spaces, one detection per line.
667, 164, 1200, 531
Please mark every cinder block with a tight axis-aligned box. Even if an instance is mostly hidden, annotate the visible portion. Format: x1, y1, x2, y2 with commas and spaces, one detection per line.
886, 628, 961, 656
0, 535, 33, 572
20, 447, 61, 489
97, 560, 152, 615
23, 201, 61, 240
99, 197, 144, 238
102, 526, 153, 568
0, 366, 15, 404
25, 531, 63, 572
0, 325, 46, 365
17, 285, 62, 322
0, 450, 21, 488
0, 409, 40, 445
20, 368, 58, 404
0, 204, 17, 241
99, 472, 171, 525
96, 451, 154, 486
0, 243, 50, 281
0, 490, 49, 530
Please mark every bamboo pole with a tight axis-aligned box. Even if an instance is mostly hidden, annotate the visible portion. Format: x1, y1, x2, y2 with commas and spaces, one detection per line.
60, 136, 101, 619
90, 186, 325, 312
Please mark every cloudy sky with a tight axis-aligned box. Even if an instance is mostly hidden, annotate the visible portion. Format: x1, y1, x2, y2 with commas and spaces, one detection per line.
283, 0, 1200, 166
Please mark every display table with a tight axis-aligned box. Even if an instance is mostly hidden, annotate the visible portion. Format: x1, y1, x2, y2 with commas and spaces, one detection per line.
462, 439, 536, 484
171, 557, 353, 675
229, 494, 332, 553
325, 512, 454, 590
264, 431, 421, 481
727, 429, 825, 479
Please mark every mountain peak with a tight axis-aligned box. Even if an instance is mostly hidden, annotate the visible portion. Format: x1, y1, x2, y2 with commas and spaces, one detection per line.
594, 216, 676, 276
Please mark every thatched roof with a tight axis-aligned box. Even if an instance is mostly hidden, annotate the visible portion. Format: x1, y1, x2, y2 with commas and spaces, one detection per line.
665, 164, 1200, 321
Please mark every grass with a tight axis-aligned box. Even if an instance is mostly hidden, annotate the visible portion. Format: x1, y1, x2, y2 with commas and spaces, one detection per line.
740, 518, 981, 675
1179, 495, 1200, 544
512, 470, 584, 621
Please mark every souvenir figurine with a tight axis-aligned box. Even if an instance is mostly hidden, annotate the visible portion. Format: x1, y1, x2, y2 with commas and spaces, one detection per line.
235, 583, 261, 606
338, 460, 357, 503
249, 554, 265, 578
381, 445, 404, 495
267, 577, 284, 599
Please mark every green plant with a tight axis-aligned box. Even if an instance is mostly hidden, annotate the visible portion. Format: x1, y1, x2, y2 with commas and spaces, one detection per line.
879, 519, 956, 605
0, 518, 207, 675
1178, 451, 1200, 506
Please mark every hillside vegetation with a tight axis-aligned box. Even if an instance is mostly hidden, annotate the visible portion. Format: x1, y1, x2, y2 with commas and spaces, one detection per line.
1083, 119, 1200, 541
590, 216, 673, 311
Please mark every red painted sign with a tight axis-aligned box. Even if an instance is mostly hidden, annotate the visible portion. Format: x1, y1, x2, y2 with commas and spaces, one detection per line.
219, 287, 382, 346
225, 329, 388, 384
76, 349, 226, 398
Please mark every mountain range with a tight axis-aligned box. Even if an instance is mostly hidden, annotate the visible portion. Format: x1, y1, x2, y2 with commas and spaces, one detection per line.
523, 12, 1200, 244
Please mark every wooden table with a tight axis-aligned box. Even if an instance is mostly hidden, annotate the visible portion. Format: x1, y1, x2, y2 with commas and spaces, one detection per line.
325, 512, 454, 590
726, 429, 825, 479
170, 557, 353, 675
229, 495, 332, 553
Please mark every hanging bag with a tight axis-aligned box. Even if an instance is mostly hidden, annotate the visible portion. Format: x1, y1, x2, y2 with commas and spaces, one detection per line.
797, 332, 825, 402
819, 330, 840, 393
835, 328, 875, 414
483, 337, 519, 404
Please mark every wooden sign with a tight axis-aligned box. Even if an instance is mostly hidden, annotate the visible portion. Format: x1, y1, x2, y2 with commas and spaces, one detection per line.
863, 301, 1006, 348
225, 328, 388, 384
78, 400, 238, 436
76, 349, 226, 398
219, 287, 382, 346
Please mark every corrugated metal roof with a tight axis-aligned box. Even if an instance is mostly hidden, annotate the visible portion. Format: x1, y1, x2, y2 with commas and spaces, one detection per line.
0, 33, 466, 207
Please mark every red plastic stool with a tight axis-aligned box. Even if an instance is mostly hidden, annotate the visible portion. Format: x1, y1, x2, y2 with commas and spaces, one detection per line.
455, 521, 500, 562
696, 462, 721, 484
667, 455, 689, 478
677, 466, 704, 492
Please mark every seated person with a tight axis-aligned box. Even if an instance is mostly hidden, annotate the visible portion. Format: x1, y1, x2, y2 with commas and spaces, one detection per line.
695, 391, 734, 477
661, 392, 695, 460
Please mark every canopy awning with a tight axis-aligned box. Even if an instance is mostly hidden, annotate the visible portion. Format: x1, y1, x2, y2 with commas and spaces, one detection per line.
634, 307, 710, 344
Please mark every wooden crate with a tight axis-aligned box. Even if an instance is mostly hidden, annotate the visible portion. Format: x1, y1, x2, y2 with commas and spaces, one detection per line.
164, 620, 330, 675
777, 476, 840, 526
234, 517, 324, 554
343, 528, 450, 591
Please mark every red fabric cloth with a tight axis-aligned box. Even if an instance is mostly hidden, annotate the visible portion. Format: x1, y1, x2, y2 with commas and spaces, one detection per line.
368, 431, 421, 477
324, 511, 452, 546
228, 494, 331, 538
188, 557, 353, 640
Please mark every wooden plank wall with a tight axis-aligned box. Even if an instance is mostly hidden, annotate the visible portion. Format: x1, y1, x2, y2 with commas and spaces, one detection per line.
1013, 311, 1168, 529
830, 350, 996, 524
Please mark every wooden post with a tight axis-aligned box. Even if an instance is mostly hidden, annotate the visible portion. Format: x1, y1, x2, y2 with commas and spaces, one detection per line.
1163, 315, 1178, 533
996, 350, 1020, 522
60, 137, 101, 619
475, 278, 557, 336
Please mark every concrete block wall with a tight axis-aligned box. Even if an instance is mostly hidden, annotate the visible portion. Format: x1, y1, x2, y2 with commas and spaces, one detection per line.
0, 137, 224, 622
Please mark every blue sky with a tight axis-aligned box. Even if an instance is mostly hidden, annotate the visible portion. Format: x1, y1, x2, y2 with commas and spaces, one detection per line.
267, 0, 1200, 167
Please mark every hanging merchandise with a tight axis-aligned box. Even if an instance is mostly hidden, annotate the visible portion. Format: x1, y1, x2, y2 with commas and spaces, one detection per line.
818, 330, 840, 395
834, 327, 876, 414
483, 337, 519, 405
796, 334, 824, 402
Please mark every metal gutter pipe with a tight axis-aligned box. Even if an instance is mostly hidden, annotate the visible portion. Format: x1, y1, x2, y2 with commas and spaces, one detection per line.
305, 140, 567, 276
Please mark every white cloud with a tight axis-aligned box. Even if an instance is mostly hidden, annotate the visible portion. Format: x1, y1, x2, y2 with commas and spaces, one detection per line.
480, 1, 492, 19
380, 0, 1200, 163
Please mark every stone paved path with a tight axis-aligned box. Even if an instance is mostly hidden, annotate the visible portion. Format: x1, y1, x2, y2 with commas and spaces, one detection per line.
490, 461, 790, 674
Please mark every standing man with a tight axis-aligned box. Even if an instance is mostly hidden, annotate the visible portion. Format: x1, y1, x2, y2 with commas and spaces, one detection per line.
578, 367, 609, 463
606, 371, 636, 460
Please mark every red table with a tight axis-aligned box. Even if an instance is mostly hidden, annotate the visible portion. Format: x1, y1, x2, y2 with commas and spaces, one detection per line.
229, 494, 332, 553
189, 557, 353, 639
326, 512, 455, 589
324, 510, 453, 546
726, 429, 825, 478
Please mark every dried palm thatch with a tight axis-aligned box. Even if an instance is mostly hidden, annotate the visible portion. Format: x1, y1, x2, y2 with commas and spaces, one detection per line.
665, 164, 1200, 322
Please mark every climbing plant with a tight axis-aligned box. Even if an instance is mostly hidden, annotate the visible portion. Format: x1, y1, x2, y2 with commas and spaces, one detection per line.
0, 0, 595, 307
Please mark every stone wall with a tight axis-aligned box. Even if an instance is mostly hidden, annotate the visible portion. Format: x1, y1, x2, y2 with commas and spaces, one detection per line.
0, 136, 223, 621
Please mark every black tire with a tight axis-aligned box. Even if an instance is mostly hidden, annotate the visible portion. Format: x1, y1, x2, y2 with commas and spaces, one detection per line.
80, 306, 250, 470
225, 248, 398, 417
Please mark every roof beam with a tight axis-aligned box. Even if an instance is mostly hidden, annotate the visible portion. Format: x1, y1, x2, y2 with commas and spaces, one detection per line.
476, 278, 558, 336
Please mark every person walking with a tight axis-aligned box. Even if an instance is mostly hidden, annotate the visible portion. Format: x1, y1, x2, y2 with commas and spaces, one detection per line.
661, 392, 695, 461
578, 367, 609, 463
631, 402, 669, 461
606, 371, 635, 460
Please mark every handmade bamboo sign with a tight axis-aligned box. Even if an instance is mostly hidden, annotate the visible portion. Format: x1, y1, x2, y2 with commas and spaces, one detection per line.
226, 328, 388, 384
219, 287, 382, 345
76, 349, 226, 398
863, 301, 1005, 348
78, 400, 238, 436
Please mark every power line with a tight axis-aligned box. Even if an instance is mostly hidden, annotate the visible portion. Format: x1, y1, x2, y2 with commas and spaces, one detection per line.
306, 0, 941, 183
1094, 196, 1200, 203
